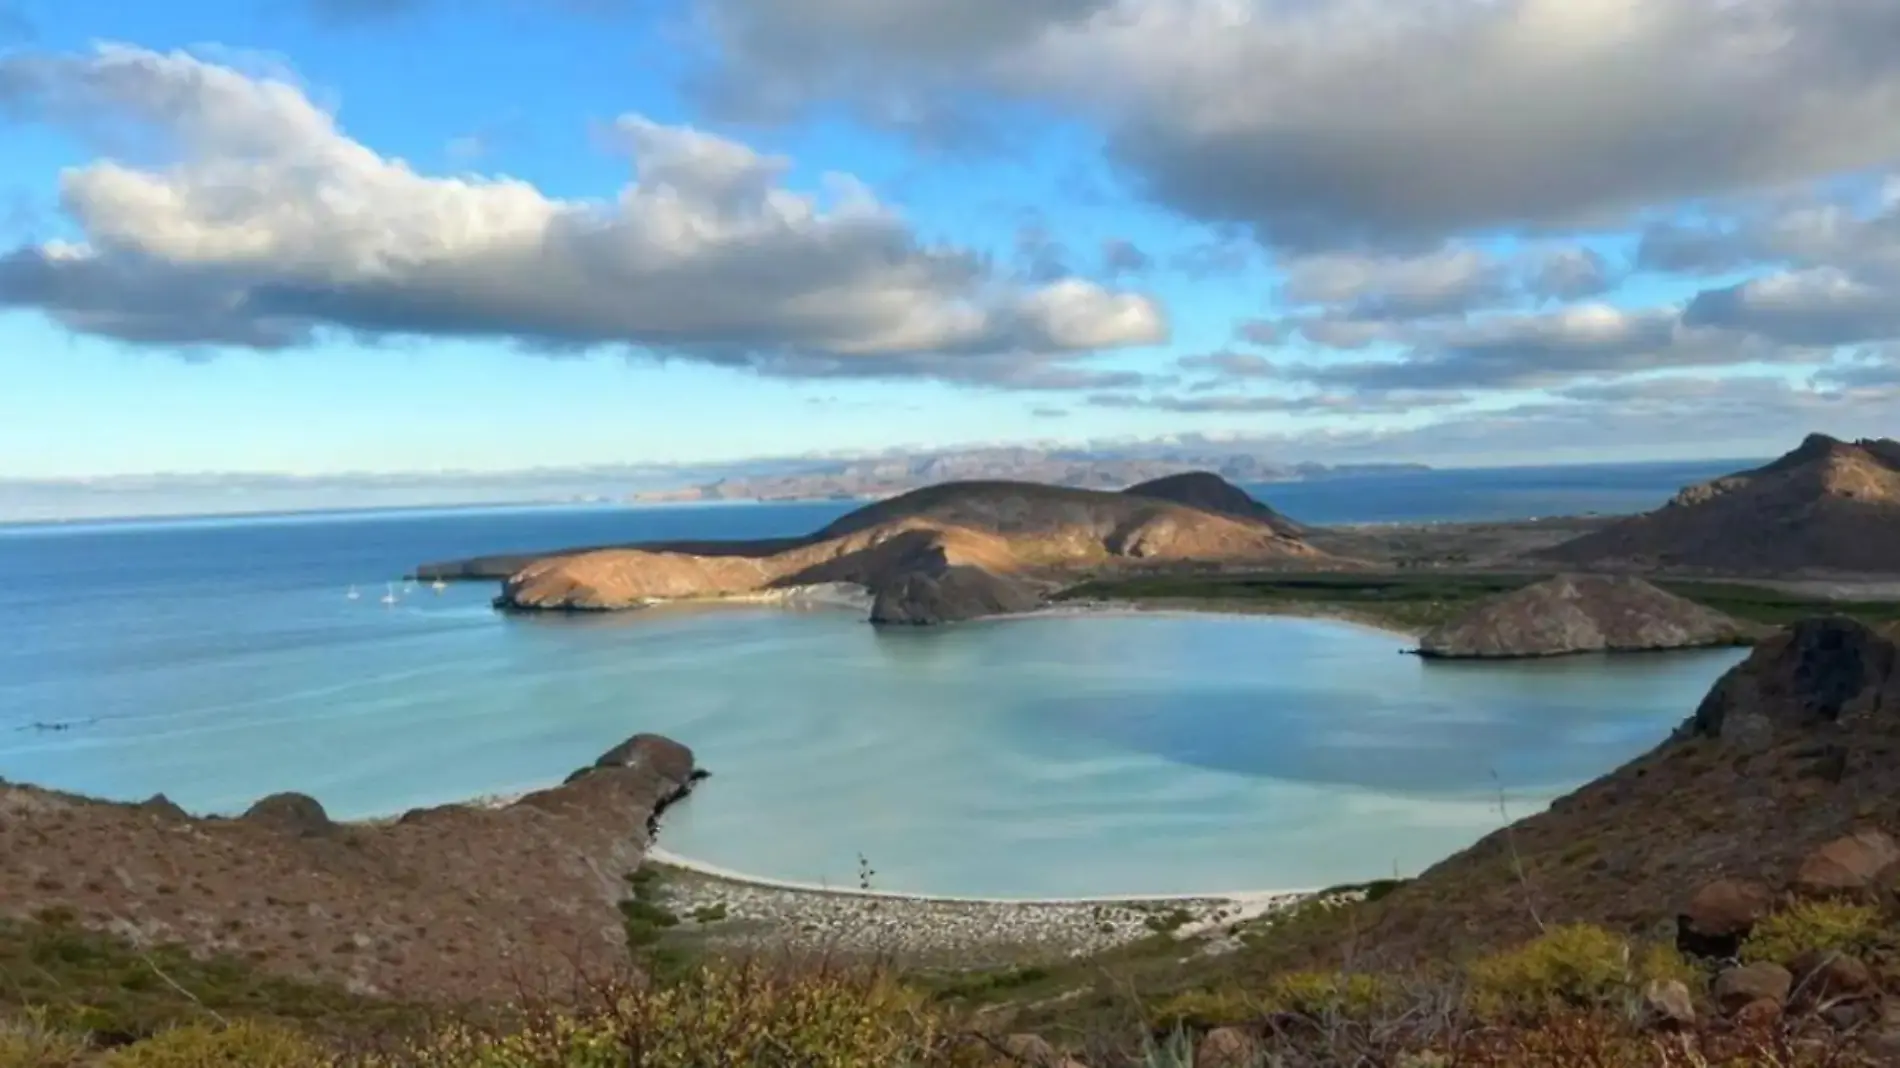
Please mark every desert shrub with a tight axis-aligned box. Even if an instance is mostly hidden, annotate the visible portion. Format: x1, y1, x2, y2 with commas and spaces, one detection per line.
1465, 925, 1679, 1021
380, 960, 951, 1068
0, 1010, 89, 1068
1740, 901, 1885, 965
1262, 971, 1395, 1018
1147, 987, 1261, 1031
100, 1020, 330, 1068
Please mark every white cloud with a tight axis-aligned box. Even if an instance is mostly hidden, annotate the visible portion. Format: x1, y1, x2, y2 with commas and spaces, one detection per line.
0, 44, 1165, 383
702, 0, 1900, 247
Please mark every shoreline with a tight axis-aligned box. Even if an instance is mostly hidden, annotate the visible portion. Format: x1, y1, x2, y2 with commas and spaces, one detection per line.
642, 847, 1328, 966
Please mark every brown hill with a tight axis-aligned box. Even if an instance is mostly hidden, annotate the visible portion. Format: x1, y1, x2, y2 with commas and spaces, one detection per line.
1415, 574, 1757, 658
1536, 434, 1900, 574
1253, 615, 1900, 973
0, 734, 698, 1002
495, 478, 1339, 620
1120, 471, 1306, 536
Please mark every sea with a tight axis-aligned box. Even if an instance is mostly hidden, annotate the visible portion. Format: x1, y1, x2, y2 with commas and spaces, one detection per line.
0, 458, 1758, 898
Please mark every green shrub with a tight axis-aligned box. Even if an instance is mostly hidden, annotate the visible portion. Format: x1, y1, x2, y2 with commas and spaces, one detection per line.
382, 962, 951, 1068
1465, 925, 1679, 1021
1741, 901, 1885, 965
1263, 971, 1394, 1018
100, 1021, 328, 1068
1147, 987, 1260, 1031
0, 1011, 89, 1068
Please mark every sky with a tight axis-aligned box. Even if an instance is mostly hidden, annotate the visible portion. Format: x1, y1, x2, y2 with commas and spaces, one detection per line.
2, 0, 1899, 482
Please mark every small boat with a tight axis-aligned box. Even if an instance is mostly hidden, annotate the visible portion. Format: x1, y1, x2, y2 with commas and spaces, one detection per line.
346, 585, 360, 600
431, 578, 447, 593
380, 582, 398, 605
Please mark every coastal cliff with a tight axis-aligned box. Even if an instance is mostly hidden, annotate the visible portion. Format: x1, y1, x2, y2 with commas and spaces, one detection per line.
0, 733, 700, 1002
484, 475, 1344, 624
1415, 573, 1758, 658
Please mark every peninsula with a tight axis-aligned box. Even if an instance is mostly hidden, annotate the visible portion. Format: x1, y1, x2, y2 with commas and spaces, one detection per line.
418, 434, 1900, 645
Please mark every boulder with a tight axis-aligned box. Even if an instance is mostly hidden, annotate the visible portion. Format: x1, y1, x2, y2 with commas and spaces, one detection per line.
868, 565, 1041, 626
1195, 1027, 1256, 1068
240, 792, 333, 837
1678, 878, 1774, 958
1733, 998, 1784, 1030
1689, 617, 1900, 745
1792, 830, 1900, 897
1788, 949, 1874, 1002
1713, 962, 1793, 1015
1415, 574, 1753, 659
1642, 979, 1696, 1028
1000, 1033, 1059, 1067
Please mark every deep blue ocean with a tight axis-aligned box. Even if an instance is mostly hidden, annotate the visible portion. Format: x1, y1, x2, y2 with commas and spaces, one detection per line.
0, 459, 1755, 897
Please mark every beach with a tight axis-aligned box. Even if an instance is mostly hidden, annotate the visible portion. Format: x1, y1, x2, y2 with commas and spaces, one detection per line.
641, 848, 1325, 967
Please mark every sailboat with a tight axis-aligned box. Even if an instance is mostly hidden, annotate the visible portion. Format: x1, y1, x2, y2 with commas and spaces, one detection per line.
380, 582, 398, 605
346, 585, 360, 600
430, 577, 447, 593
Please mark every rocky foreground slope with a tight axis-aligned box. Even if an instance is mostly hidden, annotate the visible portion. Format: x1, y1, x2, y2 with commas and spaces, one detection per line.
1415, 573, 1758, 658
0, 734, 699, 1002
483, 475, 1340, 623
1265, 615, 1900, 972
1537, 433, 1900, 574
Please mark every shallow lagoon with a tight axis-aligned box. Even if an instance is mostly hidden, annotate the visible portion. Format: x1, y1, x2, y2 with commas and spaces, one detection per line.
1, 502, 1747, 898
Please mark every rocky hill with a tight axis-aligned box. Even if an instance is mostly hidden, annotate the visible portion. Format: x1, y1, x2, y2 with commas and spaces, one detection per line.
1121, 471, 1306, 535
490, 475, 1343, 622
1250, 615, 1900, 974
1415, 574, 1758, 658
1536, 434, 1900, 574
0, 734, 699, 1002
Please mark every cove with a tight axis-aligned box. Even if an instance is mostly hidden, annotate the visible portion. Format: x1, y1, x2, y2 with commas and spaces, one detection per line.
3, 587, 1746, 899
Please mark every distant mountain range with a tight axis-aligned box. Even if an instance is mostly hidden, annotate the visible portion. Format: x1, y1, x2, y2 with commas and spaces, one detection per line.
631, 447, 1429, 503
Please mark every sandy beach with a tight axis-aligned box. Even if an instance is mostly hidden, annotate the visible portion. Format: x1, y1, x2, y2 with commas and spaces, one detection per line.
642, 847, 1327, 967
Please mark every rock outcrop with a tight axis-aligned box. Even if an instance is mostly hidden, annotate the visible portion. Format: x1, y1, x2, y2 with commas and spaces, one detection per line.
868, 565, 1043, 625
1258, 615, 1900, 969
1415, 574, 1756, 658
0, 733, 699, 1002
488, 477, 1340, 624
1536, 434, 1900, 574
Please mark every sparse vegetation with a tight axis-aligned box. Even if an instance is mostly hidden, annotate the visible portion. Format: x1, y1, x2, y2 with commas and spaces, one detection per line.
1740, 900, 1888, 966
1465, 925, 1696, 1023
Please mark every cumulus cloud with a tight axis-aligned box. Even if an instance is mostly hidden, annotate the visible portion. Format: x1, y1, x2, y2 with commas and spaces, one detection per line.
701, 0, 1900, 248
0, 45, 1164, 385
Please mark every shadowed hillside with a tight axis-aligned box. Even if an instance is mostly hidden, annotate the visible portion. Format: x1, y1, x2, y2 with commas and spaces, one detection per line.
1537, 434, 1900, 575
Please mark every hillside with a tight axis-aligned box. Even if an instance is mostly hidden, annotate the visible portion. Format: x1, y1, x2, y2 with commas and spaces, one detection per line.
1536, 434, 1900, 574
1121, 470, 1307, 536
1229, 615, 1900, 977
494, 475, 1343, 620
0, 734, 699, 1002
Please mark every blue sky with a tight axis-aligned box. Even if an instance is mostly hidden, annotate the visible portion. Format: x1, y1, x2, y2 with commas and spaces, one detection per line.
3, 0, 1899, 480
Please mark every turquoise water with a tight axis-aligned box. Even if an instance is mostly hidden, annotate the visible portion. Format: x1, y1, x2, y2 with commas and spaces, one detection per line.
0, 467, 1752, 897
